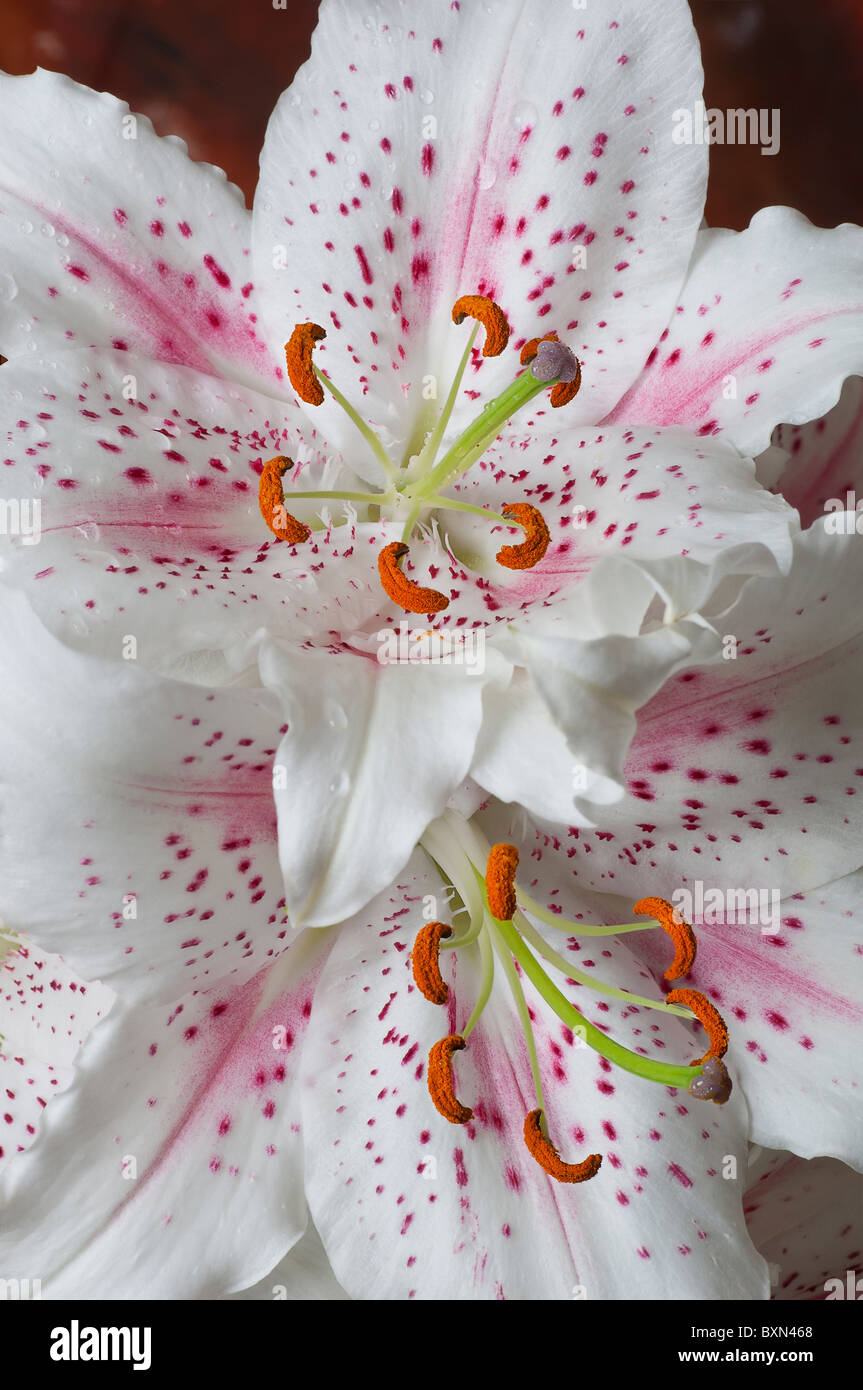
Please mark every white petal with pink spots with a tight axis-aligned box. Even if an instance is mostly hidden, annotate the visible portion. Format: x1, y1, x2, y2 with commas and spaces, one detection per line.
254, 0, 708, 462
298, 852, 766, 1300
0, 69, 281, 394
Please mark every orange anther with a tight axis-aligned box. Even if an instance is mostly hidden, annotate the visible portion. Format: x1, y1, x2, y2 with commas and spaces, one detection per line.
427, 1035, 473, 1124
666, 988, 729, 1063
523, 1109, 602, 1184
496, 502, 551, 570
550, 362, 582, 409
285, 322, 327, 405
633, 896, 697, 981
452, 294, 510, 357
258, 456, 311, 545
411, 922, 452, 1005
377, 542, 449, 614
485, 843, 519, 922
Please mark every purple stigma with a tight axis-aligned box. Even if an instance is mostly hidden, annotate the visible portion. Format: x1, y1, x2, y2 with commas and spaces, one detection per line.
531, 339, 579, 384
688, 1055, 732, 1105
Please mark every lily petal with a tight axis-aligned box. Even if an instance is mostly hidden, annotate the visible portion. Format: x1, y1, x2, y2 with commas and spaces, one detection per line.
542, 519, 863, 900
254, 0, 708, 461
0, 347, 353, 672
608, 209, 863, 456
0, 69, 281, 393
258, 641, 509, 926
0, 587, 292, 1004
769, 375, 863, 527
745, 1150, 863, 1300
0, 931, 333, 1299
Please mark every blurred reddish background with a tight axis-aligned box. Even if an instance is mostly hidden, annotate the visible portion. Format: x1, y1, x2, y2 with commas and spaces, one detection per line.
0, 0, 860, 228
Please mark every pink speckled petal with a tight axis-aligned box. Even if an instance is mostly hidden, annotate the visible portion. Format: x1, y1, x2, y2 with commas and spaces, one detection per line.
0, 930, 334, 1298
431, 423, 795, 630
769, 375, 863, 527
537, 520, 863, 903
0, 69, 281, 394
258, 641, 510, 926
0, 938, 113, 1171
0, 937, 113, 1071
607, 209, 863, 456
0, 588, 292, 1005
299, 852, 765, 1300
745, 1150, 863, 1300
254, 0, 707, 464
682, 872, 863, 1168
0, 348, 375, 669
472, 564, 722, 816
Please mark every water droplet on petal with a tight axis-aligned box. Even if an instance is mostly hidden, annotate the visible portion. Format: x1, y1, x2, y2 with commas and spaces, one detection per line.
475, 160, 497, 190
511, 100, 538, 129
324, 699, 348, 732
0, 274, 18, 302
328, 770, 351, 797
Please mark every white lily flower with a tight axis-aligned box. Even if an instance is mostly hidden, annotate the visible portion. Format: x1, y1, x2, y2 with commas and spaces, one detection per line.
1, 0, 861, 1302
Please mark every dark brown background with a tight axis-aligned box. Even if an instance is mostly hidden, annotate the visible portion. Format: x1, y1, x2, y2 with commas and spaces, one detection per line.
1, 0, 861, 227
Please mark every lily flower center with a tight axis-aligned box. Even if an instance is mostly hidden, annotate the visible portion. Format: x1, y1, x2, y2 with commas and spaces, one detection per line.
258, 295, 582, 613
415, 810, 732, 1185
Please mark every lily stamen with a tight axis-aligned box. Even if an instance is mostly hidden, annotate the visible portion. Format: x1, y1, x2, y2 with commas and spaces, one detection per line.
485, 841, 519, 921
377, 541, 449, 613
451, 294, 510, 357
633, 896, 698, 980
495, 503, 551, 571
524, 1109, 603, 1185
411, 921, 452, 1005
666, 988, 730, 1062
285, 322, 326, 405
258, 455, 311, 544
427, 1034, 473, 1124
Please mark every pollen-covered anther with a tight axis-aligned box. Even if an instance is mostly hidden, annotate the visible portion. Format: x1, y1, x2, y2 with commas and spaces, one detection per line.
523, 1109, 602, 1184
520, 331, 559, 365
634, 895, 697, 980
688, 1055, 732, 1105
451, 294, 510, 357
486, 842, 519, 922
496, 502, 551, 570
377, 542, 449, 614
258, 455, 311, 545
411, 921, 452, 1005
666, 988, 729, 1062
285, 321, 327, 405
427, 1035, 473, 1124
